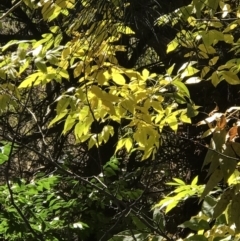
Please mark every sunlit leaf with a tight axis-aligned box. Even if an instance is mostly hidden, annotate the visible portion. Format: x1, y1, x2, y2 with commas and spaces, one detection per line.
112, 73, 125, 85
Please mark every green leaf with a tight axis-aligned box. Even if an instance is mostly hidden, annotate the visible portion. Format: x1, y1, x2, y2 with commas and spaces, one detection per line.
209, 56, 219, 66
2, 40, 32, 52
202, 30, 224, 46
172, 178, 186, 185
187, 104, 199, 118
221, 71, 240, 85
198, 44, 216, 54
108, 230, 148, 241
152, 236, 164, 241
35, 58, 47, 72
200, 169, 223, 201
202, 130, 227, 168
153, 208, 165, 231
228, 192, 240, 232
173, 80, 190, 97
0, 153, 8, 164
185, 235, 208, 241
213, 188, 234, 219
179, 218, 210, 231
202, 196, 217, 218
191, 176, 198, 186
219, 146, 237, 182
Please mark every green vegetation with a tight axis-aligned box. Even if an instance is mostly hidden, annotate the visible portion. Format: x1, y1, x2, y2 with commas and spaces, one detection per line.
0, 0, 240, 240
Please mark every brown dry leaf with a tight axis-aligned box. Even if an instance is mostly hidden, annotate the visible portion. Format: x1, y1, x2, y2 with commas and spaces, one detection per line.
228, 126, 238, 141
217, 115, 227, 130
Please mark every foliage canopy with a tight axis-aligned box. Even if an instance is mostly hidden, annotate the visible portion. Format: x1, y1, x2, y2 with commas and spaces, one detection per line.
1, 0, 240, 240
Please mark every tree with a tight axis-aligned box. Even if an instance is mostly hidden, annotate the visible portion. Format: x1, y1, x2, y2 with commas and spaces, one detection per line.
0, 0, 240, 240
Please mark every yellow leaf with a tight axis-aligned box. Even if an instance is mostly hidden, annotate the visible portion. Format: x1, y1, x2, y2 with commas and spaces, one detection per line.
187, 16, 196, 26
101, 100, 115, 115
198, 51, 208, 59
165, 115, 178, 132
49, 110, 68, 127
172, 178, 185, 185
125, 138, 133, 152
97, 70, 110, 85
115, 138, 127, 153
165, 201, 178, 213
167, 40, 179, 53
50, 26, 60, 33
180, 114, 191, 123
74, 122, 86, 139
211, 71, 221, 87
116, 24, 135, 34
167, 64, 175, 76
120, 99, 135, 114
56, 97, 71, 113
62, 47, 71, 59
180, 66, 199, 78
23, 0, 34, 8
59, 69, 69, 79
56, 0, 75, 8
223, 23, 238, 33
201, 66, 210, 79
142, 146, 155, 160
142, 69, 149, 80
112, 73, 125, 85
191, 176, 198, 186
63, 113, 77, 134
209, 56, 219, 66
101, 125, 114, 143
88, 135, 97, 149
224, 34, 234, 44
73, 63, 83, 78
18, 72, 40, 88
58, 60, 69, 69
90, 85, 104, 99
125, 69, 143, 81
198, 44, 216, 54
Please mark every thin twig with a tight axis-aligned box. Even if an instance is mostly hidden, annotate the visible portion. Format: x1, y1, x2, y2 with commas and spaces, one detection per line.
4, 85, 44, 241
0, 0, 23, 20
163, 129, 239, 161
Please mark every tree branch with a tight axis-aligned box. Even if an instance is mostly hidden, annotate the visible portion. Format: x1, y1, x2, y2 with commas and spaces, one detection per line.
0, 0, 23, 20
